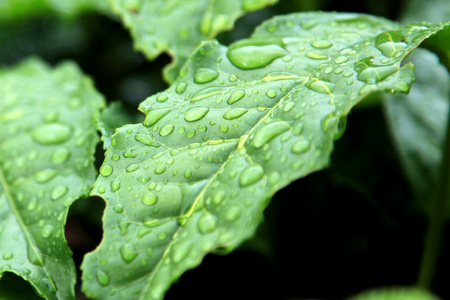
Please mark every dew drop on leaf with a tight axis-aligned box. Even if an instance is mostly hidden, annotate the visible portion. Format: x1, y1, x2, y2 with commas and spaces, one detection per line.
291, 138, 310, 154
224, 206, 242, 222
2, 252, 13, 260
252, 121, 290, 148
51, 186, 68, 200
311, 40, 333, 48
143, 108, 172, 127
34, 169, 57, 183
96, 270, 110, 286
142, 192, 158, 206
120, 243, 138, 263
100, 164, 113, 177
227, 90, 246, 105
227, 41, 289, 70
239, 165, 264, 187
197, 213, 217, 234
223, 108, 248, 120
184, 106, 210, 122
194, 68, 219, 84
32, 123, 72, 145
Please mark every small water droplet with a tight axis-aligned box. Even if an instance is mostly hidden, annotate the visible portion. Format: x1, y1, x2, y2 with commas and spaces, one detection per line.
156, 94, 168, 102
239, 165, 264, 187
335, 56, 349, 64
50, 147, 70, 164
176, 82, 188, 94
120, 243, 138, 263
142, 192, 158, 206
134, 134, 160, 147
114, 204, 124, 213
155, 166, 166, 174
32, 123, 72, 145
126, 164, 139, 172
184, 107, 210, 122
194, 68, 219, 84
41, 225, 54, 238
266, 90, 277, 98
306, 78, 335, 94
143, 108, 172, 127
375, 31, 407, 58
252, 121, 290, 149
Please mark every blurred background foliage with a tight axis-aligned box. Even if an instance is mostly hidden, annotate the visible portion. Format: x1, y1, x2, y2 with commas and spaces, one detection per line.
1, 0, 449, 299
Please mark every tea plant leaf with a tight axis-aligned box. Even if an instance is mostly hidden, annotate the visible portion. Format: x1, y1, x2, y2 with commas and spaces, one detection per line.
81, 12, 449, 300
348, 286, 441, 300
382, 49, 449, 210
0, 58, 105, 300
108, 0, 278, 83
97, 101, 145, 150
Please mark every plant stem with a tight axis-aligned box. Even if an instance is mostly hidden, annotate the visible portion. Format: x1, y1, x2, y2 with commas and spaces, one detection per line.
417, 107, 450, 289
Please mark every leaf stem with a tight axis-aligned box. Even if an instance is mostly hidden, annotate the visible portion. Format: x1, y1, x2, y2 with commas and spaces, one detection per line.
417, 105, 450, 289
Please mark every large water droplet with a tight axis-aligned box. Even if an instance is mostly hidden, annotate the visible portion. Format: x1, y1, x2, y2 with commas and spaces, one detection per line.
143, 108, 172, 127
51, 186, 68, 200
34, 169, 57, 183
306, 51, 328, 60
159, 124, 174, 136
32, 123, 71, 145
252, 121, 290, 149
194, 68, 219, 84
239, 165, 264, 187
120, 243, 138, 263
184, 107, 210, 122
2, 252, 13, 260
291, 137, 310, 154
311, 40, 333, 49
227, 90, 246, 105
51, 147, 70, 164
225, 206, 242, 222
142, 192, 158, 206
375, 31, 407, 58
197, 213, 217, 234
134, 134, 160, 147
96, 270, 110, 286
176, 82, 188, 94
306, 78, 335, 94
100, 164, 113, 177
223, 108, 248, 120
126, 164, 139, 172
355, 59, 398, 84
41, 225, 54, 238
227, 38, 289, 70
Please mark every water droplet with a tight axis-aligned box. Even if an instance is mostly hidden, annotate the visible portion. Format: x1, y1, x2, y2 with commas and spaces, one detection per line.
157, 233, 167, 240
213, 190, 226, 204
114, 204, 124, 213
2, 252, 13, 260
123, 149, 137, 158
100, 164, 113, 176
306, 78, 335, 94
156, 94, 168, 102
120, 244, 138, 263
155, 166, 166, 174
50, 147, 70, 164
134, 134, 160, 147
306, 51, 328, 60
51, 186, 68, 200
176, 82, 188, 94
355, 59, 398, 84
239, 165, 264, 187
184, 107, 210, 122
252, 121, 290, 149
335, 56, 349, 64
98, 185, 106, 194
159, 124, 174, 136
41, 225, 54, 238
291, 137, 310, 154
227, 38, 289, 70
194, 68, 219, 84
197, 213, 217, 234
172, 243, 190, 263
143, 108, 172, 127
32, 123, 72, 145
375, 31, 407, 58
311, 40, 333, 49
266, 90, 277, 98
227, 90, 246, 105
34, 169, 57, 183
96, 270, 110, 286
223, 108, 248, 120
126, 164, 139, 172
111, 181, 121, 192
225, 206, 242, 222
142, 192, 158, 206
27, 198, 38, 210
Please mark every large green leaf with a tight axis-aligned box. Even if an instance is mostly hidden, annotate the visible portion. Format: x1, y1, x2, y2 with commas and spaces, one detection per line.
0, 58, 105, 299
108, 0, 278, 83
81, 12, 449, 300
382, 49, 449, 210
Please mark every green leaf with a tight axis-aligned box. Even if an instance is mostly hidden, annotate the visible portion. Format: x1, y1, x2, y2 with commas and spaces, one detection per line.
0, 58, 105, 300
81, 12, 449, 300
97, 101, 145, 150
108, 0, 278, 83
382, 49, 449, 210
348, 286, 441, 300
